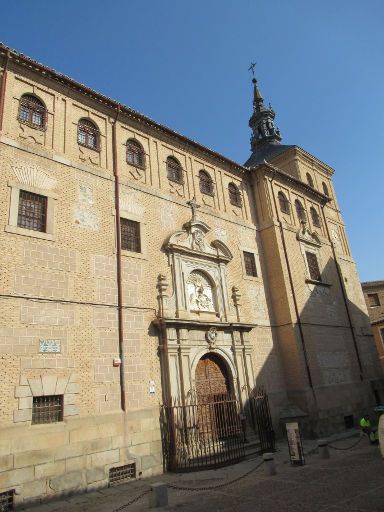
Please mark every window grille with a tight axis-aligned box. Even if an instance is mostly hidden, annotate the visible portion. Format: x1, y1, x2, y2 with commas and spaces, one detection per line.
127, 139, 145, 168
368, 293, 380, 307
199, 170, 214, 196
17, 190, 47, 232
278, 191, 290, 214
322, 182, 329, 197
306, 252, 321, 282
18, 94, 47, 130
32, 395, 63, 425
295, 199, 306, 222
120, 218, 141, 253
243, 252, 257, 277
310, 207, 321, 227
166, 156, 183, 184
0, 490, 14, 511
306, 173, 314, 188
228, 183, 242, 207
78, 118, 100, 150
109, 463, 136, 486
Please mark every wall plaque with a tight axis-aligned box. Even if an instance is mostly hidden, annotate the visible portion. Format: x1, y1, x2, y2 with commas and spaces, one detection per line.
39, 339, 61, 353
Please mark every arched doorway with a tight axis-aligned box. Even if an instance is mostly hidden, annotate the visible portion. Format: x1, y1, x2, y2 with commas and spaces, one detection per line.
195, 353, 232, 401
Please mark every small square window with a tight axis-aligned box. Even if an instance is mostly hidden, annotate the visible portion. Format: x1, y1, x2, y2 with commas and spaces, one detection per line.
32, 395, 63, 424
121, 218, 141, 253
17, 190, 47, 232
368, 293, 380, 307
306, 251, 321, 282
109, 463, 136, 486
243, 251, 257, 277
0, 489, 14, 511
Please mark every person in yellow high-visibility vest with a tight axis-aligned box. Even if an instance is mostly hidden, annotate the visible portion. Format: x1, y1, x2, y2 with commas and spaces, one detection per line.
360, 414, 379, 444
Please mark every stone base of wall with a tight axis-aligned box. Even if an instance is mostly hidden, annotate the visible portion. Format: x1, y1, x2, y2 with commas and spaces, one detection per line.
0, 407, 163, 508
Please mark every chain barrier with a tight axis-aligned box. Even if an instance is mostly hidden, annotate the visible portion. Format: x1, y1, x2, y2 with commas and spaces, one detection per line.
167, 459, 265, 492
112, 489, 151, 512
328, 434, 364, 451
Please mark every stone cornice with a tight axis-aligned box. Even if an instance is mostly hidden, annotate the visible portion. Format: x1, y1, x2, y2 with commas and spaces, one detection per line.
258, 161, 330, 205
153, 318, 257, 331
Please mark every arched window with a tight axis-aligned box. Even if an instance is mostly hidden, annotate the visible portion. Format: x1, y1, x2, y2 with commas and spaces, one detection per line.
78, 118, 100, 150
18, 94, 47, 130
167, 156, 183, 184
310, 206, 321, 227
228, 183, 242, 207
278, 191, 290, 214
306, 173, 314, 188
126, 139, 145, 168
295, 199, 306, 222
199, 170, 214, 196
322, 182, 329, 197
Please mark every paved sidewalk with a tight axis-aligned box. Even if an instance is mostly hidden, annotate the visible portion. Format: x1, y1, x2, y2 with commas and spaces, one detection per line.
22, 433, 383, 512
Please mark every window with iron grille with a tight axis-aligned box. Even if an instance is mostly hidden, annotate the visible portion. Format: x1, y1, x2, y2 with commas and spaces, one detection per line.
18, 94, 47, 130
0, 489, 14, 511
199, 170, 214, 196
306, 251, 321, 282
368, 293, 380, 307
78, 118, 100, 150
32, 395, 63, 425
278, 191, 290, 214
322, 181, 329, 197
306, 173, 314, 188
295, 199, 306, 222
243, 251, 257, 277
166, 156, 183, 184
17, 190, 47, 232
127, 139, 145, 168
310, 206, 321, 228
109, 463, 136, 486
120, 218, 141, 253
228, 183, 242, 207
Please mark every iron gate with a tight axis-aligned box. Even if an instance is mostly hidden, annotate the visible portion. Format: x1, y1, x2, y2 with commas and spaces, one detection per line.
247, 386, 275, 452
160, 393, 245, 471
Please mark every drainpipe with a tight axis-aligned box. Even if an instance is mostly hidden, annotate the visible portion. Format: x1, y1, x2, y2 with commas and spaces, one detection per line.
320, 205, 363, 380
269, 176, 315, 393
112, 105, 126, 411
0, 50, 10, 132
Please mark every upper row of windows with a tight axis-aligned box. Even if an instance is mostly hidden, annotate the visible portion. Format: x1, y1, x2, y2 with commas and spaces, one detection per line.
277, 191, 321, 227
17, 94, 243, 207
305, 171, 330, 197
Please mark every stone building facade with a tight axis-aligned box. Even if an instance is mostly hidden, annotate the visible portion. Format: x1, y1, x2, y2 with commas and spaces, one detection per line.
0, 44, 383, 507
361, 281, 384, 371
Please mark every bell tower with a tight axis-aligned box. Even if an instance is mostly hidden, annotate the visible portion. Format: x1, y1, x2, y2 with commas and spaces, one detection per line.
249, 76, 281, 151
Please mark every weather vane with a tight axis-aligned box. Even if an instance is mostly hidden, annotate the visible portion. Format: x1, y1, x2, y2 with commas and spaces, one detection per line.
248, 62, 256, 78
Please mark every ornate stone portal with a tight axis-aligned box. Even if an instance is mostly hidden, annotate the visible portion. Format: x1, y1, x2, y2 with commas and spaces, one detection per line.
154, 199, 256, 407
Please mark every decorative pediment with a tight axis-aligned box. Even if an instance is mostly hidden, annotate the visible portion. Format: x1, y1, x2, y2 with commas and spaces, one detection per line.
166, 218, 233, 263
296, 221, 321, 247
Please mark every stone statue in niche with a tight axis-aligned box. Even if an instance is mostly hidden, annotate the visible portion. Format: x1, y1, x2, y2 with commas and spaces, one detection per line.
187, 271, 215, 312
206, 327, 217, 350
192, 228, 205, 251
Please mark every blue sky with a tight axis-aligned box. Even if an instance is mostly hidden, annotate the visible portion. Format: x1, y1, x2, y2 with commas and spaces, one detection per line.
2, 0, 383, 281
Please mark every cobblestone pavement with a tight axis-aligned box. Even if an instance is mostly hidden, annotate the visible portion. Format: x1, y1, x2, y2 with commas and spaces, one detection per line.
23, 433, 383, 512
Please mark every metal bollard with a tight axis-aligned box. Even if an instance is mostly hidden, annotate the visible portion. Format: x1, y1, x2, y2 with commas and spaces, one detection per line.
149, 482, 168, 508
318, 439, 330, 459
263, 452, 276, 476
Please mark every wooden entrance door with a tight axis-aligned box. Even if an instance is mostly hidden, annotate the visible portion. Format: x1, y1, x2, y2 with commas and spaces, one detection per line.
195, 354, 231, 401
195, 354, 233, 439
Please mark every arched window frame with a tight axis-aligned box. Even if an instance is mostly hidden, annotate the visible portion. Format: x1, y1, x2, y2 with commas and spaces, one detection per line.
228, 182, 242, 207
306, 173, 314, 188
322, 182, 329, 197
310, 206, 321, 228
166, 156, 183, 184
18, 94, 47, 131
77, 118, 100, 151
199, 170, 214, 196
278, 191, 290, 215
295, 199, 306, 223
126, 139, 145, 169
